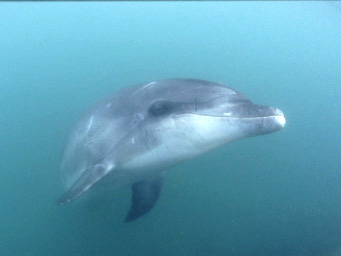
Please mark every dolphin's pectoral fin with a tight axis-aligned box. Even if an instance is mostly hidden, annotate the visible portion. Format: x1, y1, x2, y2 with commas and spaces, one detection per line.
56, 164, 114, 205
124, 173, 164, 222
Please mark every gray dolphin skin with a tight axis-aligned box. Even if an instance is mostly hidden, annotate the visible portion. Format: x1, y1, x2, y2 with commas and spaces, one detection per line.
57, 79, 286, 222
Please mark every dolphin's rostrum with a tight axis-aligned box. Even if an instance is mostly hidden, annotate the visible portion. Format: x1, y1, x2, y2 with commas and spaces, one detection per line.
57, 79, 286, 222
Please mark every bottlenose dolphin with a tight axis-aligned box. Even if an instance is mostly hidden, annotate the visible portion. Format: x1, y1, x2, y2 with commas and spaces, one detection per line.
57, 79, 285, 222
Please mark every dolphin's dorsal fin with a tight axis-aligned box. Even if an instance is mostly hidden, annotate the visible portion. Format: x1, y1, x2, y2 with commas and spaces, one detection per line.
124, 173, 164, 222
56, 164, 114, 205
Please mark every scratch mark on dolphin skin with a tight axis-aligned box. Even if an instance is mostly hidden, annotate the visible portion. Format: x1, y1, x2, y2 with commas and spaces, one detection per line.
87, 115, 94, 133
144, 81, 156, 88
132, 81, 157, 95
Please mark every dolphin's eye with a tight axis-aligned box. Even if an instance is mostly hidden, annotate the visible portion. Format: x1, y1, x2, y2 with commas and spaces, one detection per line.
149, 101, 172, 116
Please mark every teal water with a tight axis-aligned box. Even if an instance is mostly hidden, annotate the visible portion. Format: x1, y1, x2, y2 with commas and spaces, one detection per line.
1, 2, 340, 256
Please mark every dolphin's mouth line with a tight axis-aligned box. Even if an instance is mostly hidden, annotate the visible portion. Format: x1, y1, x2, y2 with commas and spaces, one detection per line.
220, 115, 284, 119
180, 113, 284, 119
176, 113, 286, 129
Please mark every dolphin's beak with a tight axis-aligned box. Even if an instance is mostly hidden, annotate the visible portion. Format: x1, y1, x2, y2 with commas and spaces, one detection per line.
273, 108, 286, 128
231, 104, 286, 137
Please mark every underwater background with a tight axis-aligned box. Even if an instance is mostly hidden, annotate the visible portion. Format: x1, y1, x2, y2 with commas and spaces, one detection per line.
1, 2, 340, 256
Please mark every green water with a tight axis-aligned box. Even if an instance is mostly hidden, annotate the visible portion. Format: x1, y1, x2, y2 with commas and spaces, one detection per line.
1, 2, 340, 256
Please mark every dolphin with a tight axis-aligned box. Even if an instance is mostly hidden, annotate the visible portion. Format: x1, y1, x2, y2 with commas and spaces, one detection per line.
57, 79, 286, 222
